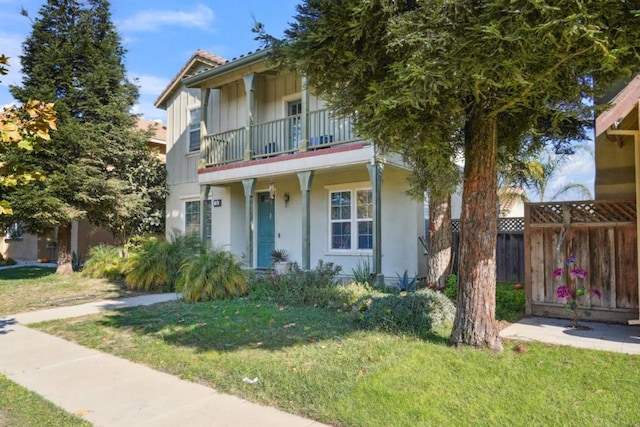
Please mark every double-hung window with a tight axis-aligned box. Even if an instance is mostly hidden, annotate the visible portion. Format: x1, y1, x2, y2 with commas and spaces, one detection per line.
188, 107, 201, 153
329, 187, 373, 251
184, 200, 212, 242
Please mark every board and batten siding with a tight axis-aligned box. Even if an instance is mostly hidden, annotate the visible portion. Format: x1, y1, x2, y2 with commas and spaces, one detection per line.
165, 86, 202, 186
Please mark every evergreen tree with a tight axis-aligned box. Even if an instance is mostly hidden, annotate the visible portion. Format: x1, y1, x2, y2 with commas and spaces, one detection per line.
8, 0, 165, 275
257, 0, 640, 349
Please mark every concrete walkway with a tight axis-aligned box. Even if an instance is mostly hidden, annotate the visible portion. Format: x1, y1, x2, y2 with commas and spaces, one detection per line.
0, 295, 326, 427
500, 316, 640, 355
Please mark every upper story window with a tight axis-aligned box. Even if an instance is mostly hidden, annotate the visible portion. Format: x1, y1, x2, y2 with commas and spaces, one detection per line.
329, 187, 373, 251
188, 107, 201, 153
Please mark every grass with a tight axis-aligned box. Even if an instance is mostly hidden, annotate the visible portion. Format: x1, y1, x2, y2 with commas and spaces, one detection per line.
34, 297, 640, 426
0, 266, 142, 316
0, 374, 90, 426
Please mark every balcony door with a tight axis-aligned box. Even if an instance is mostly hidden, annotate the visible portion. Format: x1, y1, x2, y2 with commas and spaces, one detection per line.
257, 192, 275, 268
288, 99, 302, 150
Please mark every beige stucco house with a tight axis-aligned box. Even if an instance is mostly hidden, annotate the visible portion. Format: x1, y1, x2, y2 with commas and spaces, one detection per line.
155, 49, 426, 281
0, 118, 167, 263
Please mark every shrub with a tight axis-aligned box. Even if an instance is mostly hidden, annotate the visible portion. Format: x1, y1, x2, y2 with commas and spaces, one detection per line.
355, 289, 456, 337
82, 245, 125, 280
445, 274, 458, 300
247, 260, 348, 308
179, 248, 248, 302
352, 258, 371, 285
122, 231, 202, 292
121, 236, 170, 291
0, 255, 17, 267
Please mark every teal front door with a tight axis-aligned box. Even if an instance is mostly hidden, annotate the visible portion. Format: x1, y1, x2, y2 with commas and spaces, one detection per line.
257, 192, 275, 268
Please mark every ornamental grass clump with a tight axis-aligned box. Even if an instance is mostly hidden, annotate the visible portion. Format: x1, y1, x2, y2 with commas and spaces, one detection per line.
554, 254, 601, 328
179, 248, 248, 302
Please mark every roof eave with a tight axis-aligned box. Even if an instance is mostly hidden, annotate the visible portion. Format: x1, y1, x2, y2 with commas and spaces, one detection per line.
183, 49, 272, 88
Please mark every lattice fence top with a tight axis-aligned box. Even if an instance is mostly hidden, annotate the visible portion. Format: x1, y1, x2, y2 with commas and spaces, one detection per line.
529, 200, 636, 224
451, 217, 524, 233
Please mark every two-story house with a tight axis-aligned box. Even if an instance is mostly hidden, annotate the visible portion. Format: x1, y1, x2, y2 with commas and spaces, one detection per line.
155, 49, 426, 281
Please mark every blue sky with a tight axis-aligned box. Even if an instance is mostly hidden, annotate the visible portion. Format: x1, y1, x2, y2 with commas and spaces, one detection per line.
0, 0, 299, 121
0, 0, 594, 199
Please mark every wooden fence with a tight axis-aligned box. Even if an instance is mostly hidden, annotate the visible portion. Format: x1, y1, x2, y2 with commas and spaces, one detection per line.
451, 217, 525, 283
525, 200, 638, 323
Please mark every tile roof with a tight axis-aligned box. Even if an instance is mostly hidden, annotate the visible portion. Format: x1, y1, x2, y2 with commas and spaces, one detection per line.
136, 117, 166, 142
154, 49, 227, 109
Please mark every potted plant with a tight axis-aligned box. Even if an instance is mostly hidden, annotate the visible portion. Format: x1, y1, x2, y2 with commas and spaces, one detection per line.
271, 249, 290, 275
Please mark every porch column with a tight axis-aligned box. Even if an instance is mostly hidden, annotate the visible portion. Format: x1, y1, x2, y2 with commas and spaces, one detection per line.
299, 75, 310, 153
199, 88, 211, 167
298, 170, 314, 269
199, 184, 211, 245
242, 178, 257, 267
243, 73, 256, 161
367, 162, 384, 284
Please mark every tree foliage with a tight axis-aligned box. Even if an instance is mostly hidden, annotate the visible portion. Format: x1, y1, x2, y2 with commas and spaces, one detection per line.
257, 0, 640, 349
5, 0, 166, 274
0, 56, 57, 215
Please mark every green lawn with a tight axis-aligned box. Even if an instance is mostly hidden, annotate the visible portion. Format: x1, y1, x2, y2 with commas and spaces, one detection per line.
0, 266, 141, 315
0, 374, 90, 427
34, 297, 640, 426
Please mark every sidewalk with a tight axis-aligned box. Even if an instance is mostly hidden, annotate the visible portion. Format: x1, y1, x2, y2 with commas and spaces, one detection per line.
0, 295, 326, 427
500, 316, 640, 355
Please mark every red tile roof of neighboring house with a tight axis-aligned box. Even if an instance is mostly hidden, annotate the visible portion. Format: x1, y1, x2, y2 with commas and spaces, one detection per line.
136, 117, 166, 142
595, 74, 640, 138
154, 50, 226, 109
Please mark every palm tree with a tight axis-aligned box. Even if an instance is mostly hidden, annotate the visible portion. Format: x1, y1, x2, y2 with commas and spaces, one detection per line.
525, 149, 592, 202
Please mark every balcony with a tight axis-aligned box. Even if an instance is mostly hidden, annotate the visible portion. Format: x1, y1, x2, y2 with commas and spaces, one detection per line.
201, 108, 360, 168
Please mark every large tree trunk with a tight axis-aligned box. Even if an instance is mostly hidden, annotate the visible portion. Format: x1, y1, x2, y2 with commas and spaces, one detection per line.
450, 109, 502, 351
56, 222, 73, 276
426, 195, 452, 290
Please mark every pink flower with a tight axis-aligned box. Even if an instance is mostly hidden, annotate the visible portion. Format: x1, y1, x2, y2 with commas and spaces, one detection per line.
553, 268, 563, 278
556, 286, 570, 300
592, 289, 602, 299
570, 267, 587, 280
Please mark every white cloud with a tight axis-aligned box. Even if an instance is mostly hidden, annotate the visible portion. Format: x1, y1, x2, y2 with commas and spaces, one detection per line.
129, 73, 170, 97
118, 5, 215, 33
132, 98, 166, 123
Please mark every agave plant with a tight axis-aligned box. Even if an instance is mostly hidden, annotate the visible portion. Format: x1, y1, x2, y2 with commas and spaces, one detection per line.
179, 248, 248, 302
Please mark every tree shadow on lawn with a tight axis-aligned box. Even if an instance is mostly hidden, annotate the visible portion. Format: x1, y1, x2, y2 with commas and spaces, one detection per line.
95, 299, 451, 353
0, 266, 56, 281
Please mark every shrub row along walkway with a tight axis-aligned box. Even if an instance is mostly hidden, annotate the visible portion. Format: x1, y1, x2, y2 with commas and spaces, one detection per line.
0, 294, 326, 427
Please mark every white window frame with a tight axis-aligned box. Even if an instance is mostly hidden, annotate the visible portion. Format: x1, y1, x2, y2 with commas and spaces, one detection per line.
188, 106, 201, 153
183, 199, 213, 240
326, 182, 373, 253
184, 200, 200, 235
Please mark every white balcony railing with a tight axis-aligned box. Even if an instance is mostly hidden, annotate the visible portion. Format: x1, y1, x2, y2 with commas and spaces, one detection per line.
201, 108, 359, 167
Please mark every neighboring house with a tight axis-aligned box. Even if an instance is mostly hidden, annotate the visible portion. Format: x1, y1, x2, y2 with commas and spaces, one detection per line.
524, 75, 639, 324
137, 118, 167, 161
155, 49, 426, 281
450, 186, 525, 220
0, 117, 167, 262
